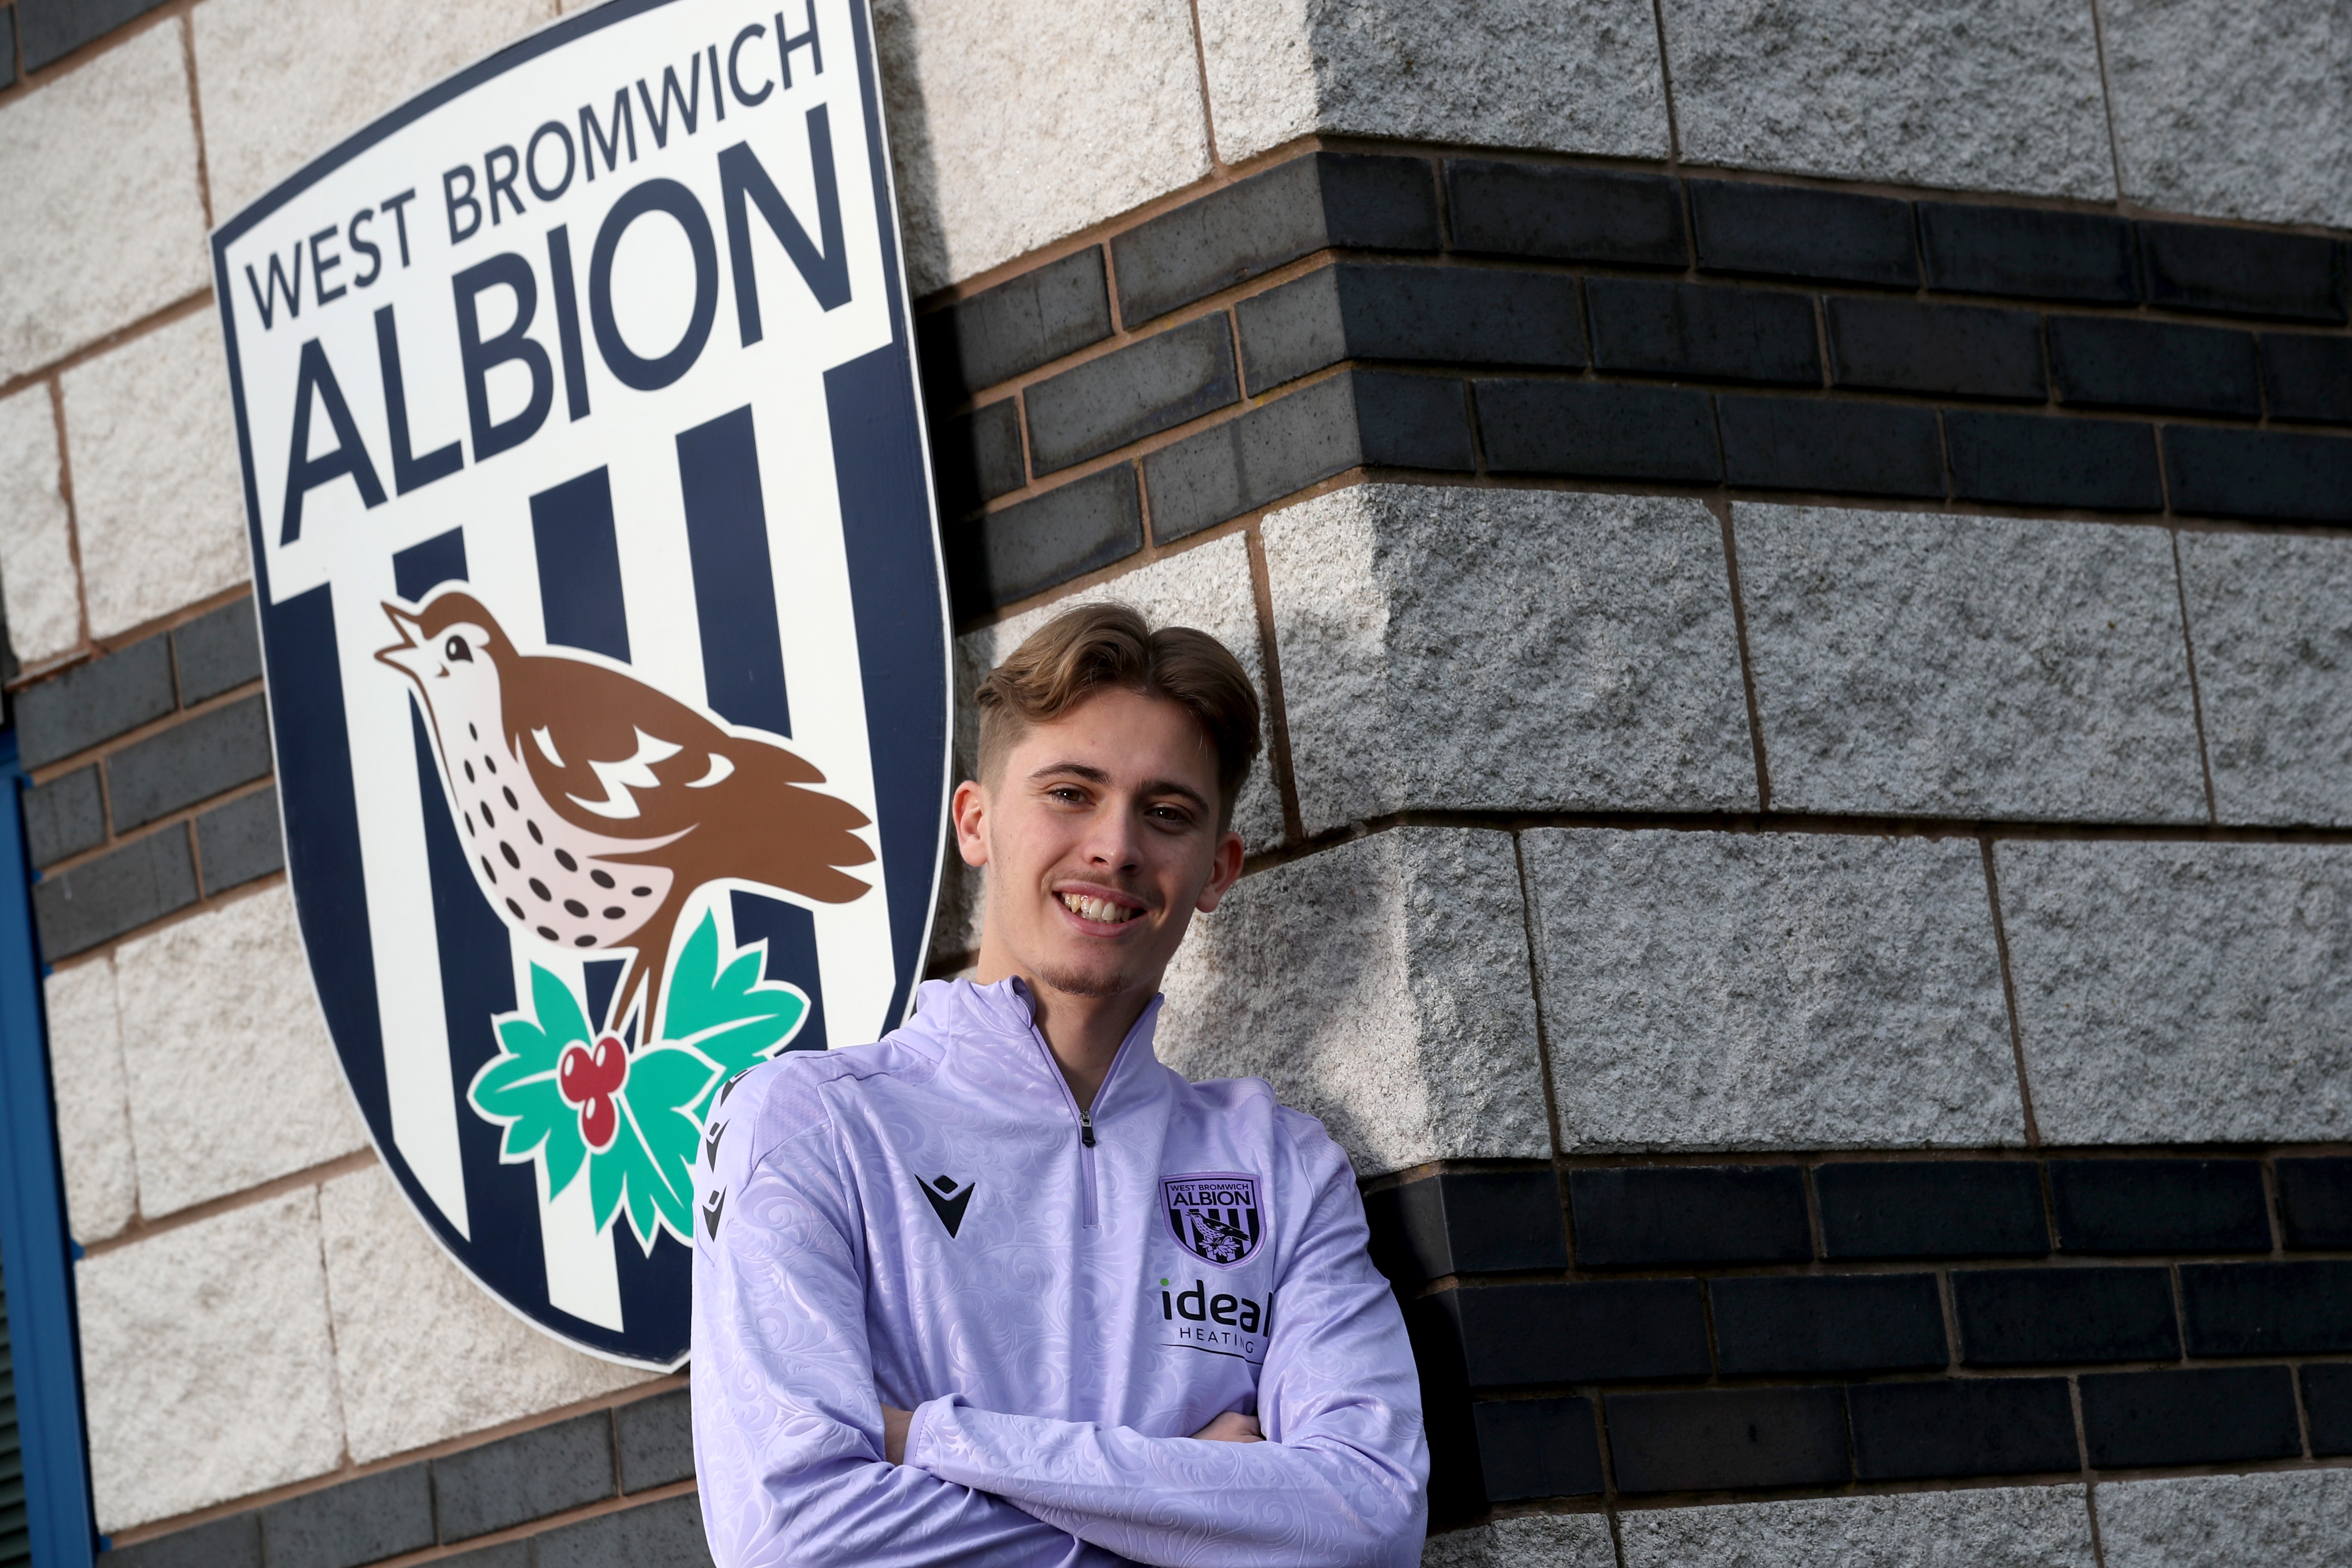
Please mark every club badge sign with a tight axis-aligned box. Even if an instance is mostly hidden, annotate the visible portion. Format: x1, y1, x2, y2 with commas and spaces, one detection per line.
211, 0, 947, 1367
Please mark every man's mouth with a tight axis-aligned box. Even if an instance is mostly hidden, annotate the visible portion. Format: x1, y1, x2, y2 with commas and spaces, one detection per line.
1058, 892, 1142, 925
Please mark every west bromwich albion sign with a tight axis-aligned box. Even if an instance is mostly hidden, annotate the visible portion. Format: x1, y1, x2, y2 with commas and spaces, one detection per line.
211, 0, 948, 1368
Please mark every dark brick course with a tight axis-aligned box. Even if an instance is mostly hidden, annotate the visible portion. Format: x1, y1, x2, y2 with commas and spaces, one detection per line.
2048, 1159, 2272, 1255
947, 465, 1142, 616
617, 1389, 696, 1492
1944, 411, 2165, 512
1813, 1161, 2050, 1260
2164, 425, 2352, 523
260, 1464, 433, 1568
2138, 222, 2346, 323
1951, 1266, 2179, 1366
1604, 1386, 1850, 1493
1023, 315, 1238, 475
433, 1411, 615, 1542
534, 1493, 713, 1568
16, 637, 175, 770
23, 764, 105, 867
104, 693, 273, 832
2047, 316, 2263, 417
109, 1512, 262, 1568
1365, 1170, 1569, 1288
1708, 1273, 1949, 1376
916, 247, 1113, 400
1716, 396, 1945, 498
1111, 154, 1441, 327
2079, 1366, 2304, 1469
1915, 202, 2138, 304
1583, 279, 1821, 386
1689, 182, 1916, 289
0, 8, 14, 90
1475, 380, 1721, 484
1847, 1377, 2080, 1480
33, 826, 198, 961
17, 0, 171, 72
2180, 1261, 2352, 1356
2306, 1364, 2352, 1456
1470, 1397, 1603, 1501
2276, 1157, 2352, 1248
1824, 297, 2045, 401
171, 599, 265, 706
1440, 1279, 1712, 1387
1567, 1165, 1809, 1268
1141, 370, 1472, 544
2261, 333, 2352, 424
1445, 161, 1687, 269
930, 401, 1026, 518
195, 786, 285, 896
1235, 264, 1584, 394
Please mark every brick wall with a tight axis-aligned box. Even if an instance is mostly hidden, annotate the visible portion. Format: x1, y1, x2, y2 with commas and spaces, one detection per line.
3, 1, 2350, 1566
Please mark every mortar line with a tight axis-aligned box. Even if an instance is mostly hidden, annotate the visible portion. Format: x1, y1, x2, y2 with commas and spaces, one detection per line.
1242, 524, 1307, 844
1648, 0, 1681, 167
1183, 0, 1223, 172
2086, 0, 2131, 211
45, 376, 93, 654
1980, 835, 2043, 1148
2169, 530, 2220, 823
1713, 501, 1773, 810
1513, 833, 1569, 1163
179, 9, 213, 230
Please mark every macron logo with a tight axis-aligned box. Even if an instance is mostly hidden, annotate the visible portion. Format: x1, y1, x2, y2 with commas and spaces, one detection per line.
919, 1173, 974, 1237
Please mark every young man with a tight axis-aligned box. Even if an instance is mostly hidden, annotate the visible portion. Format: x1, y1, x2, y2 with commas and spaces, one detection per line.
692, 605, 1428, 1567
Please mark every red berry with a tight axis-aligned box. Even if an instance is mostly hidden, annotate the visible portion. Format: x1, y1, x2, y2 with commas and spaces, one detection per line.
580, 1093, 618, 1151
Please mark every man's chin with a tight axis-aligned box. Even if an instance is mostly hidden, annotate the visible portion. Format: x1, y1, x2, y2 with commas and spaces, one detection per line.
1030, 955, 1149, 1001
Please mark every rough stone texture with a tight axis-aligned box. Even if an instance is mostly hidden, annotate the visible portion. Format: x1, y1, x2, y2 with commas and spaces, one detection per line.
1264, 485, 1755, 835
1661, 0, 2113, 201
1618, 1485, 2095, 1568
2097, 1470, 2352, 1568
1157, 828, 1551, 1175
1736, 505, 2207, 824
1198, 0, 1669, 168
0, 384, 84, 665
933, 533, 1277, 967
2102, 0, 2352, 230
60, 310, 250, 641
1422, 1514, 1617, 1568
43, 957, 139, 1243
112, 885, 366, 1217
0, 22, 208, 382
319, 1164, 650, 1465
1526, 829, 2022, 1153
2179, 530, 2352, 826
77, 1189, 345, 1530
1998, 839, 2352, 1145
192, 0, 558, 220
875, 0, 1209, 294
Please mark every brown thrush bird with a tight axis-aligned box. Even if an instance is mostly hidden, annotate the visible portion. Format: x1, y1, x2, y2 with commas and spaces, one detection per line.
377, 586, 874, 1041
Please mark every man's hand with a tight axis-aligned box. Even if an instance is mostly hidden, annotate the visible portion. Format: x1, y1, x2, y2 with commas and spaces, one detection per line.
882, 1405, 913, 1465
1189, 1411, 1262, 1443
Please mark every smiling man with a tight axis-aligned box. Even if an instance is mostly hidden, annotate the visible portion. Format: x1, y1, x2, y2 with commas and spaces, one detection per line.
692, 605, 1428, 1567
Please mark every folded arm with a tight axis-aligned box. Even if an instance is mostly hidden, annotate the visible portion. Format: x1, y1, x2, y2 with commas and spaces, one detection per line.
899, 1145, 1428, 1568
692, 1097, 1103, 1568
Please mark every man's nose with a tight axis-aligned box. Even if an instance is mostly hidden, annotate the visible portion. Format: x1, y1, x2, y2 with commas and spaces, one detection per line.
1080, 802, 1144, 870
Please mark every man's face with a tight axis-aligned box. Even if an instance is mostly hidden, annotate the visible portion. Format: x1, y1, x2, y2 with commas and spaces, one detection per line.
955, 687, 1245, 1003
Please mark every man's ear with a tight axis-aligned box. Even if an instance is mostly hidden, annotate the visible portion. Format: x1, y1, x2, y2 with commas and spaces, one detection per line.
951, 779, 990, 869
1193, 827, 1246, 913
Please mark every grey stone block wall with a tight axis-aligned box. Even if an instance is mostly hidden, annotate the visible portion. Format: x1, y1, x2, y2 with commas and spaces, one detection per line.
1736, 504, 2207, 823
1524, 828, 2022, 1154
1996, 839, 2352, 1145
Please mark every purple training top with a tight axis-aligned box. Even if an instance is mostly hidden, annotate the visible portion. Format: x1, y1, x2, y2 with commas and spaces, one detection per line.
691, 976, 1429, 1567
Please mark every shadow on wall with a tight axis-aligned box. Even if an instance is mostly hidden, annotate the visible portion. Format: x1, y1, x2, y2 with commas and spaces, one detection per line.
869, 0, 947, 303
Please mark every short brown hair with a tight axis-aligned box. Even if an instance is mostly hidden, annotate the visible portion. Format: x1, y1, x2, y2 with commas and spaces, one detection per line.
975, 604, 1261, 829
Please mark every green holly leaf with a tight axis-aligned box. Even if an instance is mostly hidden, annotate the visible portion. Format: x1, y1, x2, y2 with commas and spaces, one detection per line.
659, 912, 810, 1117
470, 964, 594, 1199
588, 1046, 711, 1248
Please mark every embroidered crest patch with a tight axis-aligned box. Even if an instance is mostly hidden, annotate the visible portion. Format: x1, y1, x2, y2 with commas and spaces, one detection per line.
1162, 1172, 1264, 1268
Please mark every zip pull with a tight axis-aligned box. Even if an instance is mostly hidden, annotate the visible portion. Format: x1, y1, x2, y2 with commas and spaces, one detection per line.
1079, 1109, 1096, 1147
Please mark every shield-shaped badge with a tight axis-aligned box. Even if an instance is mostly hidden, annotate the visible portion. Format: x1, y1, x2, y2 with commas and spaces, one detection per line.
1162, 1173, 1265, 1268
211, 0, 946, 1368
